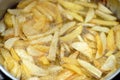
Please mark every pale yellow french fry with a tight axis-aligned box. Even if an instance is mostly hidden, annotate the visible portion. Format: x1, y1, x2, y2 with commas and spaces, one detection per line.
62, 57, 79, 66
105, 50, 114, 57
71, 42, 92, 60
4, 37, 19, 50
30, 35, 53, 44
95, 33, 103, 59
47, 30, 59, 61
62, 64, 83, 75
17, 0, 33, 8
58, 0, 84, 11
100, 32, 107, 54
91, 26, 110, 33
85, 8, 95, 23
77, 59, 102, 78
60, 26, 83, 42
23, 1, 37, 13
10, 48, 20, 62
67, 10, 83, 22
0, 54, 4, 65
38, 56, 50, 65
114, 26, 120, 50
98, 3, 112, 14
33, 45, 49, 53
60, 21, 76, 35
95, 10, 117, 21
90, 19, 119, 26
84, 33, 95, 42
56, 69, 74, 80
107, 29, 116, 51
69, 51, 79, 59
75, 1, 97, 8
101, 55, 116, 71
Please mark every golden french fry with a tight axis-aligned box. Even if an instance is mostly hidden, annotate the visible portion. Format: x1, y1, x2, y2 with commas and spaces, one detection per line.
90, 19, 119, 26
95, 10, 117, 21
4, 13, 13, 28
38, 56, 50, 65
107, 29, 116, 51
95, 33, 103, 59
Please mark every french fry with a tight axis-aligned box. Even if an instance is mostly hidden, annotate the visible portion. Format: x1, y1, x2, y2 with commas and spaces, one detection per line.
38, 56, 50, 65
10, 48, 20, 62
4, 13, 13, 28
101, 55, 116, 71
75, 1, 97, 8
95, 33, 103, 59
91, 26, 110, 33
62, 57, 79, 66
95, 10, 117, 21
69, 51, 79, 59
33, 45, 49, 53
56, 69, 74, 80
98, 3, 112, 14
58, 0, 84, 11
60, 26, 83, 42
17, 0, 33, 8
71, 42, 92, 60
4, 37, 19, 50
47, 30, 59, 61
60, 21, 76, 35
107, 29, 116, 51
78, 59, 102, 78
85, 8, 95, 23
67, 10, 83, 22
62, 64, 83, 75
90, 19, 119, 26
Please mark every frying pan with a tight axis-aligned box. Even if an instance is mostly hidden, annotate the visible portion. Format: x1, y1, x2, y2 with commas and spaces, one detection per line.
0, 0, 120, 80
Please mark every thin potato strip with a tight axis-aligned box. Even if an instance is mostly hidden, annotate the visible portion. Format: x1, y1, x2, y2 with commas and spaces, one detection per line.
60, 26, 83, 42
90, 19, 119, 26
78, 59, 102, 78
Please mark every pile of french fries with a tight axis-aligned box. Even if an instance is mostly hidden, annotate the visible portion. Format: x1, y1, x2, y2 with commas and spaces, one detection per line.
0, 0, 120, 80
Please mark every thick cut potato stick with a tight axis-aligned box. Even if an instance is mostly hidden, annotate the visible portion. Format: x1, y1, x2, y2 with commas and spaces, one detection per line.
75, 1, 97, 8
85, 8, 95, 23
62, 64, 83, 75
95, 10, 117, 21
47, 30, 59, 61
90, 19, 119, 26
67, 10, 83, 22
60, 26, 83, 42
107, 29, 116, 51
56, 69, 74, 80
101, 55, 116, 71
91, 26, 110, 33
98, 3, 112, 14
78, 59, 102, 78
72, 42, 92, 60
95, 34, 103, 59
58, 0, 84, 11
60, 21, 76, 35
